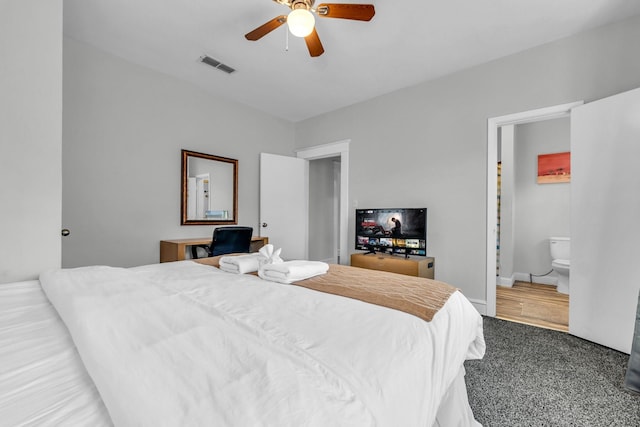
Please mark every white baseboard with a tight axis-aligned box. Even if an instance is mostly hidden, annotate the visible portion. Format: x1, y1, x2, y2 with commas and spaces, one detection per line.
467, 298, 487, 315
497, 276, 514, 287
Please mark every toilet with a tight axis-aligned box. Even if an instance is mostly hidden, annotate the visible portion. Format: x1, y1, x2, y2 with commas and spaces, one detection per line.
549, 237, 570, 294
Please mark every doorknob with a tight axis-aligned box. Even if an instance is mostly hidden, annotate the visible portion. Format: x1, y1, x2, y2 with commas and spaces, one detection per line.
262, 222, 268, 228
61, 229, 70, 236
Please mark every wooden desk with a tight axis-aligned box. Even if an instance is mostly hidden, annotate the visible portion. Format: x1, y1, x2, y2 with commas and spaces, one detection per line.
160, 236, 269, 262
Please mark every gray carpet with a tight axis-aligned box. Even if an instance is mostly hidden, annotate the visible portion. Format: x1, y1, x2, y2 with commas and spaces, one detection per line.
464, 317, 640, 426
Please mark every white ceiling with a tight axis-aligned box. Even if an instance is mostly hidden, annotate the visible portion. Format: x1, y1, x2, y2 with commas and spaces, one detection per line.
63, 0, 640, 122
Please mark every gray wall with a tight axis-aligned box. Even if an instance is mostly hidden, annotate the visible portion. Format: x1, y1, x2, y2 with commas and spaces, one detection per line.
0, 0, 62, 282
513, 118, 571, 279
62, 38, 294, 268
293, 15, 640, 302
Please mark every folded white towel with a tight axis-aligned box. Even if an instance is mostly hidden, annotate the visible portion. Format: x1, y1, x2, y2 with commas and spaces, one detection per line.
257, 244, 283, 269
219, 253, 260, 274
258, 260, 329, 284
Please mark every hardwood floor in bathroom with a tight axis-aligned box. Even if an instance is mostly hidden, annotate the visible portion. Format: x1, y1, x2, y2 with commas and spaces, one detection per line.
496, 281, 569, 332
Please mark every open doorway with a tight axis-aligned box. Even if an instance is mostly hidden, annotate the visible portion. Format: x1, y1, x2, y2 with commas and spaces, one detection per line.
308, 157, 341, 263
296, 140, 350, 265
485, 102, 583, 318
496, 120, 571, 331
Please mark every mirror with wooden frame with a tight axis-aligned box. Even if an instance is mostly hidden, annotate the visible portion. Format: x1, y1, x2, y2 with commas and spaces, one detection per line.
181, 149, 238, 225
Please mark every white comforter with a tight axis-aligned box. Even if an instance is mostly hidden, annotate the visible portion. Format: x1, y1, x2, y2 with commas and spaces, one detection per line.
40, 261, 484, 427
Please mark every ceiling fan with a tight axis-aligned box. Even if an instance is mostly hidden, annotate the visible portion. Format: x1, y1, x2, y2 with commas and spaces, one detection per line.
245, 0, 375, 57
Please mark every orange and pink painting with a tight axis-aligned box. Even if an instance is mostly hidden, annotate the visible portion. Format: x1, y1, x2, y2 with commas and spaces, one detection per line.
537, 152, 570, 184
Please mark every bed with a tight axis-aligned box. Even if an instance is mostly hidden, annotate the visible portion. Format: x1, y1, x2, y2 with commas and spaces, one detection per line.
0, 258, 485, 426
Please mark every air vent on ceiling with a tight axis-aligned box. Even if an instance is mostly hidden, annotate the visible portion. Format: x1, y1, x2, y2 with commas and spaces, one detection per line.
200, 55, 235, 74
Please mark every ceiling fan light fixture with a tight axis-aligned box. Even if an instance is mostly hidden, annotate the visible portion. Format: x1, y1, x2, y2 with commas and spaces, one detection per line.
244, 1, 374, 57
287, 8, 315, 37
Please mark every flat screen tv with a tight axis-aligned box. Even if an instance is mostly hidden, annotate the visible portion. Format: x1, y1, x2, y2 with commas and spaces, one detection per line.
355, 208, 427, 256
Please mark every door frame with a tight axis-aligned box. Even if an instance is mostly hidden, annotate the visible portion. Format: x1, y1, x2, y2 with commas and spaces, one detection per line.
485, 102, 582, 316
295, 140, 350, 265
332, 159, 341, 263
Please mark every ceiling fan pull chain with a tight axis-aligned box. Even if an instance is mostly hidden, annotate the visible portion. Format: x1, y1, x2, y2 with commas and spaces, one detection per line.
285, 25, 289, 51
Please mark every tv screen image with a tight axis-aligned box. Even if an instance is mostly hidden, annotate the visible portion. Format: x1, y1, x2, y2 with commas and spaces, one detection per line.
355, 208, 427, 256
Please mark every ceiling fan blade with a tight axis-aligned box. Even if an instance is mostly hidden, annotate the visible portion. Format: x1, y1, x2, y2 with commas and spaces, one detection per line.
245, 15, 287, 41
316, 3, 375, 21
304, 28, 325, 57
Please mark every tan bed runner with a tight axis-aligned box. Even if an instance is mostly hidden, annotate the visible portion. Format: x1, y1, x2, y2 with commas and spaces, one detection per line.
292, 264, 457, 322
195, 257, 457, 322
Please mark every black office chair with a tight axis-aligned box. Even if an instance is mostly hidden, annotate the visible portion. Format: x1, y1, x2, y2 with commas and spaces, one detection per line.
191, 226, 253, 259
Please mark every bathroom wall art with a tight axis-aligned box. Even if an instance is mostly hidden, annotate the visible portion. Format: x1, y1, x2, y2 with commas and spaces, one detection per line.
537, 151, 570, 184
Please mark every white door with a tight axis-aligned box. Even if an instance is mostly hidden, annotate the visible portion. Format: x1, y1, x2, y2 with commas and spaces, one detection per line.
260, 153, 308, 260
570, 87, 640, 353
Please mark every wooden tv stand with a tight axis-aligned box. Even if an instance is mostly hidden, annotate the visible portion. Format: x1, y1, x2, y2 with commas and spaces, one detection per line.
350, 253, 435, 279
